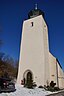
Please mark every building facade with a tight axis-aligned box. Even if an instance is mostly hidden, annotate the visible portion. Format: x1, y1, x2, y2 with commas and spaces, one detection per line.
17, 8, 64, 88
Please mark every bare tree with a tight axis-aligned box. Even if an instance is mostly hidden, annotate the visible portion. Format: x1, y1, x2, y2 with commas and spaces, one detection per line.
0, 53, 17, 78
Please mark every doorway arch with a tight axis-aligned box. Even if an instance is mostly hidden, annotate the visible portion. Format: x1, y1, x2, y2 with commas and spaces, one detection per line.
23, 70, 33, 86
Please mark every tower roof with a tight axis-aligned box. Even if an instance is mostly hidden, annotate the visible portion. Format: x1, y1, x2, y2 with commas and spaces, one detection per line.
28, 4, 44, 19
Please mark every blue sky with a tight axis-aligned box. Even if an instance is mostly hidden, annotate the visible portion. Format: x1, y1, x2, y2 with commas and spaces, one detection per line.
0, 0, 64, 69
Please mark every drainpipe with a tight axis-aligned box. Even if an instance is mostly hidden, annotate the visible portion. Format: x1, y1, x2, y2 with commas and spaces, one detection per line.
56, 59, 59, 88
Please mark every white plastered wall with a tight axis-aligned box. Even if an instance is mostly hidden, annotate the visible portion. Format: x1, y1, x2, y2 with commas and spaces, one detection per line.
49, 52, 58, 86
49, 52, 64, 88
57, 62, 64, 89
17, 15, 50, 86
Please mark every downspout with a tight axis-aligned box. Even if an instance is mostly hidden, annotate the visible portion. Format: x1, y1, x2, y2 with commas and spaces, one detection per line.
56, 59, 59, 88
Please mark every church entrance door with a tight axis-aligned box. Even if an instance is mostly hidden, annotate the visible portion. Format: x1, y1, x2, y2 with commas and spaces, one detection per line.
23, 70, 33, 88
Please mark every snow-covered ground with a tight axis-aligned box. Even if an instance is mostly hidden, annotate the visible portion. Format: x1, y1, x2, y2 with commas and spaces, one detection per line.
0, 84, 52, 96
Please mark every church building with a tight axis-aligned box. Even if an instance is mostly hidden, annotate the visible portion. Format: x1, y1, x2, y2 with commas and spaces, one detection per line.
17, 6, 64, 89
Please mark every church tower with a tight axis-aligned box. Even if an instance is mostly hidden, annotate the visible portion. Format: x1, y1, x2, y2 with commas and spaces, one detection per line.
17, 5, 50, 86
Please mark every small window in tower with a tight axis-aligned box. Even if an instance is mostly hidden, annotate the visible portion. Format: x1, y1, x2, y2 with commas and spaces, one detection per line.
31, 22, 33, 27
